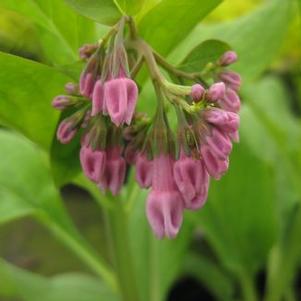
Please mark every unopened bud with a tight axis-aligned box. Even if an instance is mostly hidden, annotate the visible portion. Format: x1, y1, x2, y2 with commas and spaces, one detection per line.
65, 82, 79, 95
219, 51, 238, 66
207, 82, 226, 101
79, 43, 98, 60
191, 84, 205, 101
52, 95, 72, 110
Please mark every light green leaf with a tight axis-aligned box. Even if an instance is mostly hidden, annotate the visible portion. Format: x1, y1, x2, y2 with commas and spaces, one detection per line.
0, 130, 116, 289
0, 0, 97, 65
114, 0, 146, 16
138, 0, 222, 56
0, 259, 118, 301
0, 52, 71, 149
170, 0, 293, 80
64, 0, 121, 25
179, 39, 231, 72
192, 142, 278, 278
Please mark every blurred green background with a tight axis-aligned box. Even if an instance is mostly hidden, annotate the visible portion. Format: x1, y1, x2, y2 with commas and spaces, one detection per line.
0, 0, 300, 300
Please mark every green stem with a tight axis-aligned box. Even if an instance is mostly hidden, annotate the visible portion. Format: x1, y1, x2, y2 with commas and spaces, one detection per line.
43, 218, 118, 291
104, 193, 140, 301
238, 272, 258, 301
264, 204, 301, 301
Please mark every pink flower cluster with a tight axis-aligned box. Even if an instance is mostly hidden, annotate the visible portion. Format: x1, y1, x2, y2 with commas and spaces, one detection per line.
52, 40, 241, 239
133, 108, 240, 239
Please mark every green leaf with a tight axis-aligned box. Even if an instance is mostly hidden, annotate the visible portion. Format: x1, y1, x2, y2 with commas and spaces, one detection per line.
0, 52, 72, 149
64, 0, 121, 25
0, 259, 118, 301
0, 130, 116, 289
179, 39, 231, 72
114, 0, 146, 16
0, 0, 97, 65
138, 0, 222, 56
170, 0, 293, 80
192, 142, 278, 278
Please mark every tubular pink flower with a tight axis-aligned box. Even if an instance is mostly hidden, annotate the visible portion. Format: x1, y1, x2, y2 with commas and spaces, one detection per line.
204, 109, 240, 133
135, 153, 153, 188
207, 82, 226, 102
174, 152, 209, 210
92, 80, 104, 116
80, 145, 106, 183
205, 128, 232, 160
99, 147, 126, 195
52, 95, 71, 110
104, 78, 138, 126
56, 120, 77, 144
218, 71, 241, 92
201, 144, 229, 180
146, 154, 184, 239
219, 51, 238, 66
191, 84, 205, 101
218, 88, 241, 113
80, 72, 95, 98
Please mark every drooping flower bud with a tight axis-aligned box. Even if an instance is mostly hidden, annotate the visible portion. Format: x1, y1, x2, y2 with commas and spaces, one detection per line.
135, 153, 153, 188
207, 82, 226, 102
92, 80, 104, 116
146, 154, 184, 239
191, 84, 205, 101
99, 147, 126, 195
65, 82, 79, 95
79, 43, 98, 60
218, 71, 241, 91
218, 88, 241, 113
200, 144, 229, 180
205, 128, 232, 160
204, 108, 240, 133
56, 119, 78, 144
174, 151, 209, 210
52, 95, 73, 110
80, 145, 106, 183
104, 77, 138, 126
218, 51, 238, 66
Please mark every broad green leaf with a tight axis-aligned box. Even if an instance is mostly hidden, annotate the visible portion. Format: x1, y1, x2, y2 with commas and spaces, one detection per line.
114, 0, 146, 16
0, 8, 42, 59
0, 259, 118, 301
192, 142, 278, 277
0, 52, 71, 149
138, 0, 222, 56
128, 183, 193, 301
0, 0, 97, 65
64, 0, 121, 25
179, 39, 231, 72
0, 130, 116, 289
170, 0, 293, 80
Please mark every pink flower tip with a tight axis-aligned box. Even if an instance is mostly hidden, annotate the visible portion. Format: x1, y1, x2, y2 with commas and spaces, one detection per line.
219, 51, 238, 66
105, 78, 138, 126
146, 190, 183, 239
191, 84, 205, 101
52, 95, 71, 110
80, 145, 106, 183
207, 82, 226, 101
56, 120, 77, 144
135, 153, 153, 188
